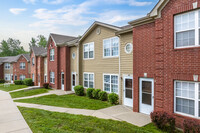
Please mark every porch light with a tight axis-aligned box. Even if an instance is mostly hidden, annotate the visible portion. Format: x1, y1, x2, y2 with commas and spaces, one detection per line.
193, 75, 198, 81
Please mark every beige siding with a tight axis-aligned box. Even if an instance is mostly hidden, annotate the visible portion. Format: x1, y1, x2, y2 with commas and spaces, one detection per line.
28, 63, 31, 74
79, 26, 119, 91
70, 46, 78, 85
4, 63, 13, 82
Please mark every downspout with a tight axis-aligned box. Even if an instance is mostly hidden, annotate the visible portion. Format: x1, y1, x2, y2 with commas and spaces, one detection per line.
117, 35, 121, 103
77, 44, 79, 85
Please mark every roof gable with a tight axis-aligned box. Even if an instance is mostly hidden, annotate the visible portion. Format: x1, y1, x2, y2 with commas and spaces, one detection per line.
31, 46, 47, 57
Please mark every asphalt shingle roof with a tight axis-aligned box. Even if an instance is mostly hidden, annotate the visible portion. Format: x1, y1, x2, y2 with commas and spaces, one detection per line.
31, 46, 47, 56
50, 33, 77, 46
0, 53, 30, 65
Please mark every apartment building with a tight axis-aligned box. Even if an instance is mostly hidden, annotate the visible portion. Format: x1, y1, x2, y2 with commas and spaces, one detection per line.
78, 21, 133, 105
30, 46, 47, 87
129, 0, 200, 127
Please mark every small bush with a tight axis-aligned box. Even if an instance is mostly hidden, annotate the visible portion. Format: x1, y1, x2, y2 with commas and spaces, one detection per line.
24, 78, 33, 86
43, 83, 49, 89
150, 111, 175, 132
74, 85, 84, 96
0, 79, 5, 83
183, 118, 200, 133
108, 93, 119, 104
92, 89, 101, 99
14, 80, 23, 85
99, 91, 108, 101
86, 88, 95, 98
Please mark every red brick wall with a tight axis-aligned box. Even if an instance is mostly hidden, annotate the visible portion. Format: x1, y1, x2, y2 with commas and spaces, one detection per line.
30, 52, 37, 85
0, 64, 4, 79
133, 0, 200, 128
13, 55, 30, 80
47, 37, 71, 91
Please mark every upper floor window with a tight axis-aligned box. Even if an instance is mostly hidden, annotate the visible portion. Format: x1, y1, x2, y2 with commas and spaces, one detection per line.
50, 49, 55, 61
20, 62, 25, 69
32, 58, 35, 66
83, 42, 94, 59
103, 37, 119, 57
174, 10, 200, 48
4, 63, 10, 69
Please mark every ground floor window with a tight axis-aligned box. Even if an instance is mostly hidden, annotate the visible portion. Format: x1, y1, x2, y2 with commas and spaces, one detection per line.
83, 73, 94, 88
175, 81, 200, 117
32, 74, 34, 82
44, 74, 47, 83
4, 74, 10, 81
14, 75, 17, 80
104, 74, 118, 93
50, 72, 55, 84
20, 75, 26, 80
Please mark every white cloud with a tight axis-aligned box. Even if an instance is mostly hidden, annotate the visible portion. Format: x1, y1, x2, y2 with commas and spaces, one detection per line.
42, 0, 65, 4
9, 8, 27, 15
23, 0, 36, 4
105, 0, 152, 6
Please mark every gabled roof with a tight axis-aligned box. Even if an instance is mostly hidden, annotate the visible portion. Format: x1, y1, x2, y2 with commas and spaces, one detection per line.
66, 37, 81, 47
0, 53, 30, 64
49, 33, 77, 46
129, 0, 170, 26
116, 25, 133, 35
79, 21, 122, 42
31, 46, 47, 57
22, 53, 30, 61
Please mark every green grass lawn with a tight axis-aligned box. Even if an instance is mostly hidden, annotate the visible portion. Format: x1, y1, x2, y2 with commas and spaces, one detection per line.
15, 94, 113, 110
10, 88, 49, 98
0, 84, 27, 92
19, 107, 177, 133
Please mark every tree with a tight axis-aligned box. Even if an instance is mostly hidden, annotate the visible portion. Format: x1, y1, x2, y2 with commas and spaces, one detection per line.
29, 38, 37, 48
37, 35, 47, 48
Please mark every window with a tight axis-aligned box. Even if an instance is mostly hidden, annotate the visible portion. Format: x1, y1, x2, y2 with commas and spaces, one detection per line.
44, 74, 47, 83
14, 75, 17, 80
4, 63, 10, 69
103, 37, 119, 57
104, 74, 118, 93
20, 75, 26, 80
125, 43, 133, 54
72, 52, 76, 59
32, 58, 35, 66
174, 81, 200, 118
32, 74, 34, 82
50, 72, 55, 83
20, 62, 25, 69
174, 10, 200, 48
50, 49, 55, 61
83, 42, 94, 59
83, 73, 94, 88
4, 74, 10, 81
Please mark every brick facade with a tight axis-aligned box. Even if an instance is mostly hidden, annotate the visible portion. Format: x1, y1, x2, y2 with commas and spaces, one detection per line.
132, 0, 200, 128
13, 55, 30, 80
47, 38, 71, 91
0, 64, 4, 79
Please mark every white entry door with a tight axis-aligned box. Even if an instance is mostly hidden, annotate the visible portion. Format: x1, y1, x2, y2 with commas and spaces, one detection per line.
72, 72, 76, 91
139, 78, 154, 115
123, 77, 133, 107
11, 74, 13, 83
61, 72, 64, 90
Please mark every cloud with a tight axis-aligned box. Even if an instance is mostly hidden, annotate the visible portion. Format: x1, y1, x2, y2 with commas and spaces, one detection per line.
42, 0, 65, 4
105, 0, 152, 6
23, 0, 36, 4
9, 8, 27, 15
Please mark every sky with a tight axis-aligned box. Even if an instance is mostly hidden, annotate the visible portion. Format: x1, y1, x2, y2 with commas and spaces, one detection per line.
0, 0, 158, 51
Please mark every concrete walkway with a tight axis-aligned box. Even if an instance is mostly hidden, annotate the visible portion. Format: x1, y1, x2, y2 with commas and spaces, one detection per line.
9, 86, 41, 93
12, 90, 74, 100
15, 102, 151, 127
0, 90, 32, 133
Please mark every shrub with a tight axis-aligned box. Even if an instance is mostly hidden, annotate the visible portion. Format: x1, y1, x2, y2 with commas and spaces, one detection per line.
74, 85, 84, 96
86, 88, 95, 98
150, 111, 175, 132
183, 118, 200, 133
43, 83, 49, 89
0, 79, 5, 83
14, 80, 23, 85
99, 91, 108, 101
24, 78, 33, 86
108, 93, 119, 104
92, 89, 101, 99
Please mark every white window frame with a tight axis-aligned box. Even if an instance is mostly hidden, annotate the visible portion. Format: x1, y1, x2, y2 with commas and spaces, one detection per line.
4, 74, 10, 81
103, 73, 119, 94
125, 43, 133, 54
4, 63, 10, 69
20, 75, 26, 80
174, 10, 200, 49
50, 72, 55, 84
44, 74, 47, 83
32, 74, 34, 82
20, 62, 25, 69
103, 37, 119, 58
83, 72, 94, 88
50, 49, 55, 61
83, 42, 94, 60
174, 80, 200, 118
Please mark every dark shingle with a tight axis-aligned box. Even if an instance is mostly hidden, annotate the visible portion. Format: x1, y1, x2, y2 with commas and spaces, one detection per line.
50, 33, 77, 46
31, 46, 47, 56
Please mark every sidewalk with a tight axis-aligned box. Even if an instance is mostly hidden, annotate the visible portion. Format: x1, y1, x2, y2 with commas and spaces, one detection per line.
15, 102, 151, 127
0, 90, 32, 133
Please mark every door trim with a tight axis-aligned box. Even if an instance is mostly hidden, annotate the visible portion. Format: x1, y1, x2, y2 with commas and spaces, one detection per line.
139, 78, 154, 115
71, 72, 76, 91
61, 72, 64, 91
123, 76, 133, 107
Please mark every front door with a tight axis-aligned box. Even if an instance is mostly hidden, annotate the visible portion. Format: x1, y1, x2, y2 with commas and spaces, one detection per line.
61, 72, 64, 90
72, 72, 76, 91
11, 74, 13, 83
139, 78, 154, 115
123, 77, 133, 107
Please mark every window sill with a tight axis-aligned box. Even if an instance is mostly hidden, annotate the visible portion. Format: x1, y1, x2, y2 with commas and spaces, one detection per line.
174, 46, 200, 51
103, 56, 119, 59
83, 58, 94, 60
174, 112, 198, 119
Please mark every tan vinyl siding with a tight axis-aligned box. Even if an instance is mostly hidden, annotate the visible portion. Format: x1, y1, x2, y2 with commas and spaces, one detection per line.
70, 46, 78, 85
79, 25, 119, 92
28, 63, 31, 74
